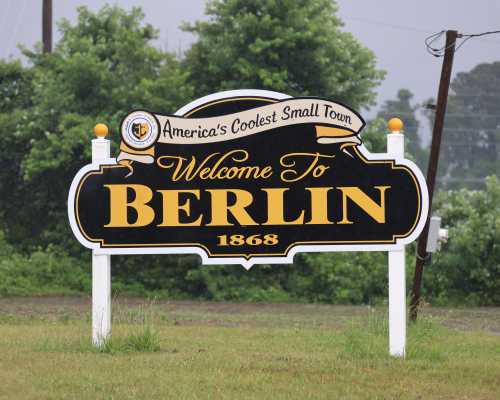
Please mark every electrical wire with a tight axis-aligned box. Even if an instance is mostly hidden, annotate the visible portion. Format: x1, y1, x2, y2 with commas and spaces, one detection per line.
436, 177, 492, 183
0, 0, 13, 36
343, 16, 435, 34
343, 16, 500, 47
425, 29, 500, 57
382, 111, 500, 119
425, 30, 446, 56
5, 0, 28, 58
461, 30, 500, 38
0, 0, 14, 58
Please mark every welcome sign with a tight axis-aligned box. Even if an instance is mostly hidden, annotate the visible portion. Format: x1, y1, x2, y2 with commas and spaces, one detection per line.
68, 90, 428, 268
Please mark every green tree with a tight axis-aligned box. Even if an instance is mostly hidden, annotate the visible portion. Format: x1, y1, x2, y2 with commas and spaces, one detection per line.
425, 176, 500, 305
0, 6, 192, 251
377, 89, 427, 167
360, 117, 387, 154
425, 62, 500, 189
0, 3, 387, 302
183, 0, 384, 109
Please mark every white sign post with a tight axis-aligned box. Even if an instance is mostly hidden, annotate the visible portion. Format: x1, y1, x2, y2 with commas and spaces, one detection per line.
387, 118, 406, 358
91, 124, 112, 347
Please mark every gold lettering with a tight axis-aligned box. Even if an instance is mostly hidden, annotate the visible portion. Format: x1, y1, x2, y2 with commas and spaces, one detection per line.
207, 150, 248, 179
156, 153, 219, 181
260, 166, 273, 179
280, 153, 334, 182
156, 150, 273, 182
206, 189, 258, 226
104, 184, 155, 227
157, 189, 202, 226
262, 188, 304, 225
199, 167, 212, 180
305, 187, 333, 224
338, 186, 390, 224
215, 166, 229, 179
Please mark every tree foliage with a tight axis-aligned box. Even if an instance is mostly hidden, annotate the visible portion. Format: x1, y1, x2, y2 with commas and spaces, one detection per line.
360, 117, 387, 154
377, 89, 427, 167
425, 62, 500, 189
0, 4, 498, 306
0, 3, 390, 305
424, 176, 500, 305
183, 0, 384, 108
0, 6, 192, 251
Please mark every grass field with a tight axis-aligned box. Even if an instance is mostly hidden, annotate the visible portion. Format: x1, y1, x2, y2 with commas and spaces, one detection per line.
0, 297, 499, 399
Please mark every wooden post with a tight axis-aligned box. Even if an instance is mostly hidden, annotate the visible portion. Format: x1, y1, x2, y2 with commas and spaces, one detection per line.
42, 0, 52, 53
91, 124, 111, 347
410, 30, 458, 321
387, 117, 406, 358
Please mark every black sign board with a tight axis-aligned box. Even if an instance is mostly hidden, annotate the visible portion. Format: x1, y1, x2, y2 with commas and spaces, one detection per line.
68, 90, 428, 267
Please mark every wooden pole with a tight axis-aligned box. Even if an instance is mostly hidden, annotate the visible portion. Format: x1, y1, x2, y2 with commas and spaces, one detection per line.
42, 0, 52, 53
410, 30, 458, 321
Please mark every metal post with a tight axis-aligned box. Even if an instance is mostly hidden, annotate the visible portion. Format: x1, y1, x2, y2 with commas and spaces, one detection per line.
387, 118, 406, 358
91, 124, 111, 347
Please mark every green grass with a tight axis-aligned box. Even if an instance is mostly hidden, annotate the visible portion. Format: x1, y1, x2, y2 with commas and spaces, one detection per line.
0, 299, 499, 399
37, 325, 161, 355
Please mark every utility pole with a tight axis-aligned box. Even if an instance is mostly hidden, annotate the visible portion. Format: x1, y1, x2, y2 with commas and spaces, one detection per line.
410, 30, 458, 321
42, 0, 52, 53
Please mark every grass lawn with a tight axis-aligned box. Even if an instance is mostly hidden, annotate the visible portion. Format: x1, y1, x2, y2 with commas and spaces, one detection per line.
0, 297, 499, 399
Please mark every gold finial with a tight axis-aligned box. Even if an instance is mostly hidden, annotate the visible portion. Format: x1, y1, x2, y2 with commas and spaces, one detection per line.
94, 123, 109, 138
387, 118, 404, 133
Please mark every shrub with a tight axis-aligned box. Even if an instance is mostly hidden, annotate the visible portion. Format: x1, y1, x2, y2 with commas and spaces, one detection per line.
425, 176, 500, 305
0, 240, 90, 296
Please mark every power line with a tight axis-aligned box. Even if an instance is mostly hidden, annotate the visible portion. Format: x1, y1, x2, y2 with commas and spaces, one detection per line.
5, 0, 28, 58
0, 0, 13, 38
436, 177, 493, 183
447, 93, 500, 97
344, 16, 500, 47
425, 29, 500, 57
439, 142, 498, 146
382, 111, 500, 118
441, 128, 500, 132
389, 108, 500, 116
461, 30, 500, 38
425, 31, 472, 57
343, 16, 434, 34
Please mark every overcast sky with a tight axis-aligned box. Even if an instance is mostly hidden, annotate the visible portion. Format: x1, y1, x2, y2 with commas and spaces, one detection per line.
1, 0, 500, 126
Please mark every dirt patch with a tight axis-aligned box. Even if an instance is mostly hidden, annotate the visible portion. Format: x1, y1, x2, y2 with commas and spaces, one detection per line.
424, 307, 500, 335
1, 297, 499, 334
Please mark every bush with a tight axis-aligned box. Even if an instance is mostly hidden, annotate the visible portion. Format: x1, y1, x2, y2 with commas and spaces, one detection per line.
0, 235, 90, 296
424, 176, 500, 305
